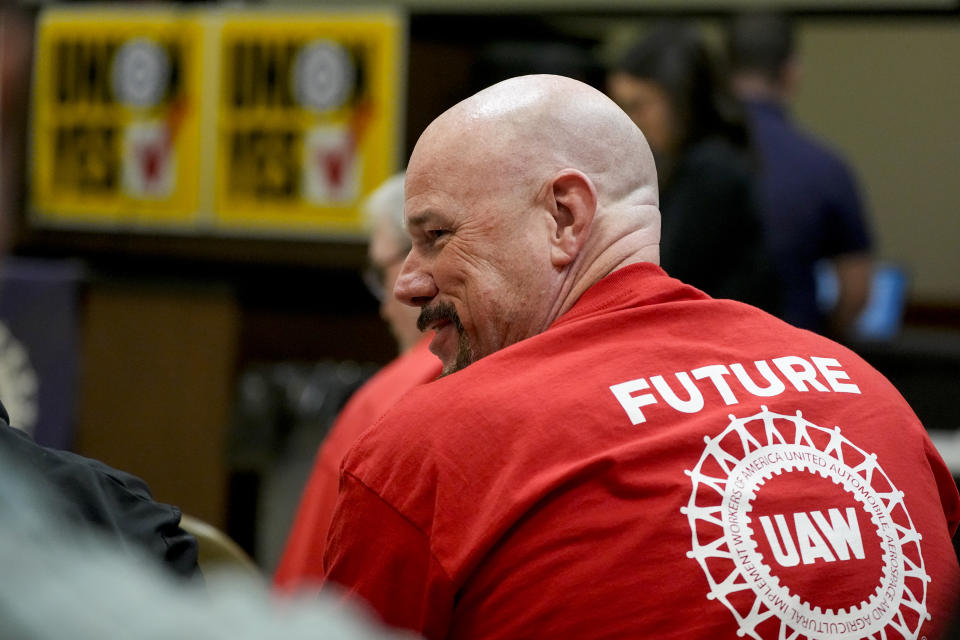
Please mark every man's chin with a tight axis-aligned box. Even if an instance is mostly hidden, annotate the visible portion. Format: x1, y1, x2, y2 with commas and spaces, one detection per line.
440, 359, 469, 378
438, 344, 476, 378
428, 321, 476, 376
440, 362, 459, 378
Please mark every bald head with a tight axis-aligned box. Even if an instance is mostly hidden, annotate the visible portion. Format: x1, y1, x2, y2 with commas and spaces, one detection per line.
398, 75, 662, 374
412, 74, 659, 213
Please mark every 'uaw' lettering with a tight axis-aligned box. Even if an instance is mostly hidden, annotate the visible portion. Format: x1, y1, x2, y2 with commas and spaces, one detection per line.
759, 507, 865, 567
610, 355, 860, 425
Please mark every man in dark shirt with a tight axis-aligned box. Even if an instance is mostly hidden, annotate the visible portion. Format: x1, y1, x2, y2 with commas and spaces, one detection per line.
727, 11, 873, 337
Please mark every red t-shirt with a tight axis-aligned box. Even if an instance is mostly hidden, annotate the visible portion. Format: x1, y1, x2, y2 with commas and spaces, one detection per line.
273, 336, 441, 591
325, 263, 960, 639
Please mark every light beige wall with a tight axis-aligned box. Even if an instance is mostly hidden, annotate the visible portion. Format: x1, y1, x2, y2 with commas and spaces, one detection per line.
793, 21, 960, 303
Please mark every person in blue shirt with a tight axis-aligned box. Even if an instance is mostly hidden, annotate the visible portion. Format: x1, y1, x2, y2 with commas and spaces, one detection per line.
726, 11, 874, 337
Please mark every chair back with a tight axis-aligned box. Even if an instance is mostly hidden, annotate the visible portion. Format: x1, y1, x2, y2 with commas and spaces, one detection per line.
180, 514, 261, 578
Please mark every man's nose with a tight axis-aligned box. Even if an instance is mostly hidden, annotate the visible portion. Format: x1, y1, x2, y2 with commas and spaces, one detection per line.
393, 253, 437, 307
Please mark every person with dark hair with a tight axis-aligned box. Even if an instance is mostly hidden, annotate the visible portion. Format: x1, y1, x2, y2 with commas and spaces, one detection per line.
607, 20, 778, 312
727, 11, 873, 337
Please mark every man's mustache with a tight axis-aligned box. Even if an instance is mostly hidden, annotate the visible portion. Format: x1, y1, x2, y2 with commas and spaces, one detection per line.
418, 302, 464, 334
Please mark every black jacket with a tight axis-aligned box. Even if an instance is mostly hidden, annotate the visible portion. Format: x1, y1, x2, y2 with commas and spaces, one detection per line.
0, 402, 199, 578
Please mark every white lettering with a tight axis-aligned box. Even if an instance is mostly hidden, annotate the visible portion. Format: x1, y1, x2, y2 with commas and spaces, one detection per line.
729, 361, 786, 397
609, 378, 657, 425
760, 514, 800, 567
650, 372, 704, 413
811, 507, 865, 560
760, 508, 866, 567
812, 357, 862, 394
610, 355, 860, 425
772, 356, 830, 392
794, 512, 837, 564
692, 364, 738, 405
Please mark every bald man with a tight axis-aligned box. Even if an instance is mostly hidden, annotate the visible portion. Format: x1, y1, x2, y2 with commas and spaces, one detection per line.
323, 76, 959, 640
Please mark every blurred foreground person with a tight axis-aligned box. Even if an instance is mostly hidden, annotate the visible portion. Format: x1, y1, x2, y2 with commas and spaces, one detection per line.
274, 174, 441, 591
727, 11, 873, 336
608, 21, 778, 312
0, 444, 418, 640
323, 75, 959, 639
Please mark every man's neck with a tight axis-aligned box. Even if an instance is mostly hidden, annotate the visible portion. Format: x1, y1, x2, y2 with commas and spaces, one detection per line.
550, 208, 661, 324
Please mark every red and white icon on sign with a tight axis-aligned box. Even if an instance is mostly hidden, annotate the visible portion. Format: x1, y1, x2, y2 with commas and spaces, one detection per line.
303, 125, 360, 204
122, 121, 176, 199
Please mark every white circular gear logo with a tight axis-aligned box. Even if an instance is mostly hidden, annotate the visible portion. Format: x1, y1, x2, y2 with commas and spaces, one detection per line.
682, 406, 930, 640
291, 40, 355, 111
111, 38, 171, 108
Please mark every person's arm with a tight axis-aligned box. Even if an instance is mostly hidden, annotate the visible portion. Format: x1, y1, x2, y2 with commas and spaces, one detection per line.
324, 471, 455, 639
822, 154, 873, 338
828, 252, 872, 338
0, 421, 199, 578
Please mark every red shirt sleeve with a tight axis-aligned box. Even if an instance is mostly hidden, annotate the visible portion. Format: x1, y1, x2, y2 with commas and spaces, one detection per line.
324, 471, 456, 640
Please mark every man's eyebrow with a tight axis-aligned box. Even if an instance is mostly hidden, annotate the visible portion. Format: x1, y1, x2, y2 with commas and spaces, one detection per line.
406, 211, 441, 228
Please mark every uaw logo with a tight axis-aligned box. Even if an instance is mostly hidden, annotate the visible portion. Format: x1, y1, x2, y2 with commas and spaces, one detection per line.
682, 406, 930, 640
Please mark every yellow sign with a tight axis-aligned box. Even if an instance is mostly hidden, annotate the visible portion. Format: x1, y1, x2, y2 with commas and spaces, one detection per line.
215, 11, 405, 237
30, 9, 206, 228
30, 8, 405, 238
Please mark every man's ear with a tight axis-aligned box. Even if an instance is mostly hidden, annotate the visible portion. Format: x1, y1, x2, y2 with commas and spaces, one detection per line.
546, 169, 597, 268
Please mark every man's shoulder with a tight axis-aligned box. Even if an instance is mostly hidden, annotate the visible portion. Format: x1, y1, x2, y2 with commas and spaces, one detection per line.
341, 333, 567, 490
353, 364, 497, 447
341, 288, 856, 467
